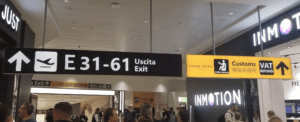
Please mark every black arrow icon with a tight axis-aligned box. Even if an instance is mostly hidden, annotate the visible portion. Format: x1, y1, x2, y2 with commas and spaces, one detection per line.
276, 61, 289, 75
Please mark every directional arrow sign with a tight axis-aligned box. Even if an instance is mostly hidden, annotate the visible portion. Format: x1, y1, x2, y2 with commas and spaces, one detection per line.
3, 48, 182, 76
276, 61, 289, 75
187, 55, 292, 79
8, 51, 30, 71
45, 82, 50, 86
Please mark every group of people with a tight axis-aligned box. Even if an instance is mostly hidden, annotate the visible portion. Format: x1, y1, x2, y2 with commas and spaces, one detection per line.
122, 103, 189, 122
0, 101, 287, 122
219, 103, 283, 122
0, 103, 37, 122
45, 102, 118, 122
0, 102, 120, 122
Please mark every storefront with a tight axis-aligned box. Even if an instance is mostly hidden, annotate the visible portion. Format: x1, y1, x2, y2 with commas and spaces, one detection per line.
0, 0, 35, 120
194, 3, 300, 122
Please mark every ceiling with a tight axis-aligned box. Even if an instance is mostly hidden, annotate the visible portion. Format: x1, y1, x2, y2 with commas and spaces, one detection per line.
10, 0, 300, 84
10, 0, 300, 54
37, 94, 106, 110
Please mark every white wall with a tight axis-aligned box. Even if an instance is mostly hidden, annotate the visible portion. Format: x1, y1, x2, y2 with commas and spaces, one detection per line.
283, 57, 300, 99
256, 42, 300, 122
125, 91, 133, 107
258, 77, 287, 122
168, 92, 187, 114
257, 51, 287, 122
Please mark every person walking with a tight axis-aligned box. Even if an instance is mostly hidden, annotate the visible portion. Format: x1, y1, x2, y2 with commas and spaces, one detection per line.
177, 109, 189, 122
0, 104, 14, 122
46, 108, 54, 122
93, 108, 102, 122
267, 111, 283, 122
167, 107, 176, 122
225, 103, 238, 122
137, 102, 153, 122
53, 102, 73, 122
19, 103, 36, 122
162, 108, 168, 122
80, 111, 88, 122
122, 105, 137, 122
104, 108, 118, 122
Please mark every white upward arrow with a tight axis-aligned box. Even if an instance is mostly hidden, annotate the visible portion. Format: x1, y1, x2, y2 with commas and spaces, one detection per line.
8, 51, 30, 71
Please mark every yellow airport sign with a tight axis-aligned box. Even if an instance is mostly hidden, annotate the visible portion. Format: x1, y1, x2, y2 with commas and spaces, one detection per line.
187, 55, 292, 79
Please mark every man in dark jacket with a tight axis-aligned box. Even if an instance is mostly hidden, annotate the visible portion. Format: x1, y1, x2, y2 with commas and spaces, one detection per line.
53, 102, 73, 122
137, 102, 153, 122
46, 108, 53, 122
92, 108, 102, 122
162, 108, 169, 121
80, 111, 88, 122
167, 107, 176, 122
122, 105, 137, 122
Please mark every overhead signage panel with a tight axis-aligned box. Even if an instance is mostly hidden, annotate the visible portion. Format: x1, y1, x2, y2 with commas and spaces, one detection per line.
4, 48, 182, 77
187, 55, 292, 79
32, 80, 112, 89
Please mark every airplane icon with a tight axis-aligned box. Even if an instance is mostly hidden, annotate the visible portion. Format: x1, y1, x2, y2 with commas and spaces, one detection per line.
34, 51, 57, 72
37, 58, 54, 65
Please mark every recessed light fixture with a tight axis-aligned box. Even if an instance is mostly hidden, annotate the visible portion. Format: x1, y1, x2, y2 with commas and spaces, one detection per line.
287, 46, 291, 48
65, 0, 69, 2
229, 12, 233, 15
145, 21, 149, 23
111, 3, 120, 8
72, 26, 76, 29
198, 34, 202, 37
268, 52, 272, 54
31, 88, 115, 95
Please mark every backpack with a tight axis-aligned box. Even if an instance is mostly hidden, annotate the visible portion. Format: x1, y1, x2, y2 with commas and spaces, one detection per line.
168, 111, 176, 122
217, 112, 234, 122
124, 111, 136, 122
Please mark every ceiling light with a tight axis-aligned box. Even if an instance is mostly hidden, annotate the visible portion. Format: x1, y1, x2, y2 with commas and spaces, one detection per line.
198, 34, 202, 37
72, 26, 76, 29
31, 88, 115, 95
229, 12, 233, 15
145, 21, 149, 23
111, 3, 120, 8
287, 46, 291, 48
268, 52, 272, 54
65, 0, 69, 2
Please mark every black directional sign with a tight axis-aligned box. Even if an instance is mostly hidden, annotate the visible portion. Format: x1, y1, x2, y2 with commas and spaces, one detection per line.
3, 48, 182, 77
